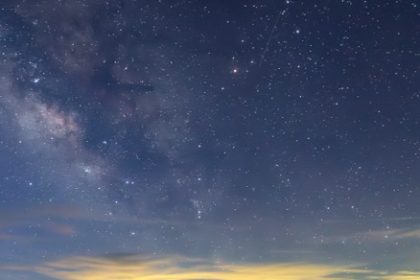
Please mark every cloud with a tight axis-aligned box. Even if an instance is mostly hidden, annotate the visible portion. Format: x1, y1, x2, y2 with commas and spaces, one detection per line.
0, 232, 18, 241
342, 227, 420, 243
382, 271, 420, 280
4, 254, 420, 280
393, 229, 420, 239
44, 223, 77, 237
4, 255, 367, 280
317, 217, 420, 245
0, 204, 81, 240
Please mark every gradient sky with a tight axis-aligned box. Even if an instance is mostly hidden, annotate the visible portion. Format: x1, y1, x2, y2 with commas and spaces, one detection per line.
0, 1, 420, 279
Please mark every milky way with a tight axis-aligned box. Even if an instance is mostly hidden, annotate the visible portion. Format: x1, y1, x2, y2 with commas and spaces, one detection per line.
0, 1, 420, 279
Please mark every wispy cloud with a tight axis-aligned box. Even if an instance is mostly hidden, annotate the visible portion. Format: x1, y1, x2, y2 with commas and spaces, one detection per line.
393, 229, 420, 239
342, 227, 420, 243
4, 255, 368, 280
382, 271, 420, 280
318, 217, 420, 244
4, 254, 420, 280
0, 204, 80, 240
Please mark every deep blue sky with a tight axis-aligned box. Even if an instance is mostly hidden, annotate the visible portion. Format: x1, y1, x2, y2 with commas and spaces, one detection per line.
0, 1, 420, 279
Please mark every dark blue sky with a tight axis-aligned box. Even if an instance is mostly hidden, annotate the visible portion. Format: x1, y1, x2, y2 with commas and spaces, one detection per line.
0, 1, 420, 279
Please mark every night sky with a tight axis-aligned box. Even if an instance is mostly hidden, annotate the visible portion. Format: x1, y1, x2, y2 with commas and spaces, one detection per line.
0, 1, 420, 279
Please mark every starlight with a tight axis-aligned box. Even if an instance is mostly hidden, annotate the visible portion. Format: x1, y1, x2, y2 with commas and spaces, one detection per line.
0, 1, 417, 279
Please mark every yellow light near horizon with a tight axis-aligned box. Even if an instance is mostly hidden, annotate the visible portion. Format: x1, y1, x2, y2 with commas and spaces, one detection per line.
4, 255, 420, 280
32, 256, 363, 280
